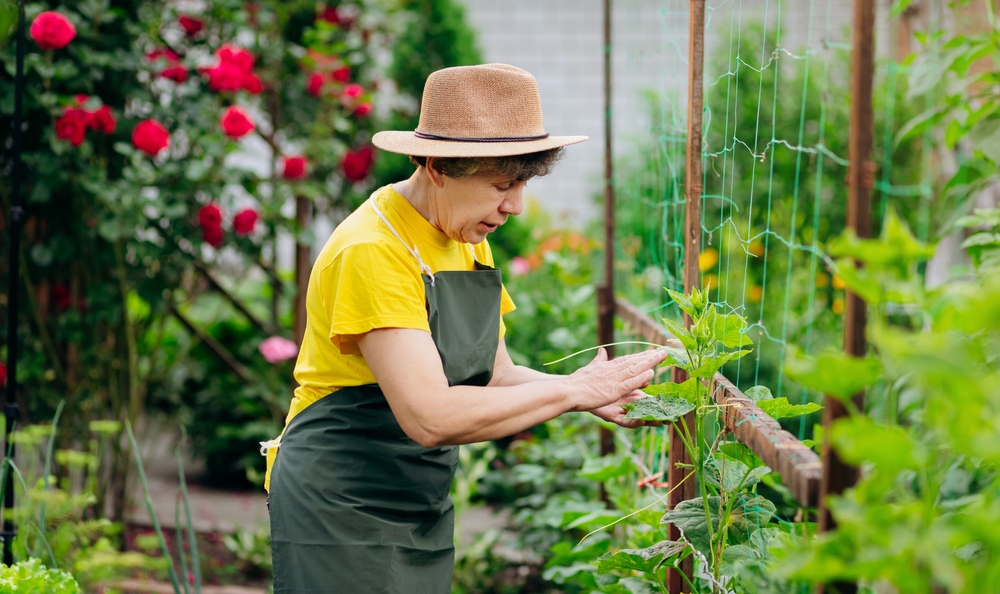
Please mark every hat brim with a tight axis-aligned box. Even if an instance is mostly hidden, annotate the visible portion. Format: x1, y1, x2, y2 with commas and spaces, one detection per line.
372, 131, 588, 158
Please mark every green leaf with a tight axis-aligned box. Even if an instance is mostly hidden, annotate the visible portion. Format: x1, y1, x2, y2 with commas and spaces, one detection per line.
720, 544, 757, 575
960, 232, 1000, 249
713, 313, 753, 348
827, 209, 936, 276
660, 316, 695, 350
661, 497, 720, 558
623, 396, 696, 422
729, 495, 777, 533
689, 349, 751, 378
580, 455, 633, 482
718, 443, 765, 469
642, 378, 700, 404
704, 458, 768, 492
830, 416, 927, 474
970, 118, 1000, 165
756, 398, 822, 420
596, 540, 687, 575
784, 348, 881, 400
745, 386, 773, 402
666, 288, 695, 316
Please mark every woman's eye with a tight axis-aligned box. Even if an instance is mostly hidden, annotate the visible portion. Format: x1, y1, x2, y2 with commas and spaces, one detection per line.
496, 184, 511, 192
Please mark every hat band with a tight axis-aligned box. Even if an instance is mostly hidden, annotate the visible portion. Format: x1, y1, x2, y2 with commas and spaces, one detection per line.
414, 130, 550, 143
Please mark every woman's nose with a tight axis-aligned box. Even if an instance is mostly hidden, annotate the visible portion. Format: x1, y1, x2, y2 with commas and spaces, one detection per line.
500, 186, 524, 216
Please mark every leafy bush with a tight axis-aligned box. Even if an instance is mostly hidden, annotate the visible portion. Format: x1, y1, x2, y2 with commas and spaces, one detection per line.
0, 558, 81, 594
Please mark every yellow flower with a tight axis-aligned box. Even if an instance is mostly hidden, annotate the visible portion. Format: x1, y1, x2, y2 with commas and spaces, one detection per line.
748, 285, 763, 303
748, 241, 765, 258
703, 273, 719, 290
699, 248, 719, 272
832, 298, 844, 314
815, 273, 829, 288
832, 275, 845, 290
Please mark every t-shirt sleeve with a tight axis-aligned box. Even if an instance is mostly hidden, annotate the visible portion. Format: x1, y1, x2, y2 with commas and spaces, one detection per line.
321, 240, 430, 354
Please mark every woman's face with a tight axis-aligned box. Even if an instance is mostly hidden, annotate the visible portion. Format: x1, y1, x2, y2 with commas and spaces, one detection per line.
432, 172, 526, 244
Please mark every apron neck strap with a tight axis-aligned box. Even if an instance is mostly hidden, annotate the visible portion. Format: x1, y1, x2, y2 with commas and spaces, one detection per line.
370, 200, 436, 285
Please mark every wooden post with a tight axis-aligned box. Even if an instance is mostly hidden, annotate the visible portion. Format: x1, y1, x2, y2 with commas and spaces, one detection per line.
597, 0, 616, 463
293, 196, 312, 346
668, 2, 705, 591
817, 0, 873, 591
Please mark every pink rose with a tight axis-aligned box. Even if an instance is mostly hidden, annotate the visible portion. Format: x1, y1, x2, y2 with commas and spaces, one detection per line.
307, 73, 325, 97
510, 256, 530, 276
30, 11, 76, 51
259, 336, 298, 363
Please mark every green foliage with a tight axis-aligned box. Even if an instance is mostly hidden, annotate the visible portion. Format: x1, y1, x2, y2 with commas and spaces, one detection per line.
956, 208, 1000, 274
223, 525, 272, 576
0, 558, 81, 594
770, 210, 1000, 592
371, 0, 482, 188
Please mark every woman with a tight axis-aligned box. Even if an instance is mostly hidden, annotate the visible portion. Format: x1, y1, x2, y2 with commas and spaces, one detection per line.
265, 63, 667, 593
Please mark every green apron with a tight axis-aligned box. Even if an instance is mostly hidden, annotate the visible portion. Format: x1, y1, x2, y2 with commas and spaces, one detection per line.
268, 209, 502, 593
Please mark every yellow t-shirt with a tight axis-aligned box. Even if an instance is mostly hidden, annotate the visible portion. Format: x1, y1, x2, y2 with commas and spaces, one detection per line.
264, 185, 516, 490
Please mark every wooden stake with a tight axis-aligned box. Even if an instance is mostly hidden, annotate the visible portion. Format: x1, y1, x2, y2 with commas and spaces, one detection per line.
816, 0, 874, 591
667, 2, 706, 591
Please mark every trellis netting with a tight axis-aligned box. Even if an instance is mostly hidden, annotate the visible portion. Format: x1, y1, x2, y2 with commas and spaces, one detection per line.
611, 0, 929, 435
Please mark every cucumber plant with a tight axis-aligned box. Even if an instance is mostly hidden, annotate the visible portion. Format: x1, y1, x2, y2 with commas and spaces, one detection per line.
595, 287, 819, 593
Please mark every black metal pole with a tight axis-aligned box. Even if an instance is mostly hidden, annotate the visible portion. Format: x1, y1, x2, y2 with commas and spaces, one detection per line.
3, 0, 27, 567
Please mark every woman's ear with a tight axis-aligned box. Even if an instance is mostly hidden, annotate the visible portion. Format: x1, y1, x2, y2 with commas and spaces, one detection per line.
424, 157, 447, 188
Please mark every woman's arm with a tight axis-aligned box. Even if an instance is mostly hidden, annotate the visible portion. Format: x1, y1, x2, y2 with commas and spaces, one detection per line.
357, 328, 666, 447
489, 338, 661, 428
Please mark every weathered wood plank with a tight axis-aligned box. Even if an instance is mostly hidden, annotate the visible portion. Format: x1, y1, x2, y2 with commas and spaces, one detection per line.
615, 298, 822, 507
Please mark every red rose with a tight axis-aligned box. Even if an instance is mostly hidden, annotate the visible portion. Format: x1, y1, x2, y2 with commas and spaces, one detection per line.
198, 204, 223, 228
204, 45, 260, 94
220, 106, 254, 139
179, 15, 204, 36
233, 209, 259, 235
307, 73, 324, 97
341, 146, 373, 182
89, 105, 116, 134
0, 363, 6, 386
147, 48, 180, 62
30, 11, 76, 51
331, 66, 350, 83
160, 65, 189, 83
51, 284, 71, 310
202, 225, 224, 247
319, 7, 343, 25
147, 49, 188, 83
282, 156, 307, 180
353, 102, 372, 118
56, 108, 91, 146
319, 6, 354, 27
132, 119, 170, 156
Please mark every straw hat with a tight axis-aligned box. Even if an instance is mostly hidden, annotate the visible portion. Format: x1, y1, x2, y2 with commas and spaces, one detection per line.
372, 64, 588, 158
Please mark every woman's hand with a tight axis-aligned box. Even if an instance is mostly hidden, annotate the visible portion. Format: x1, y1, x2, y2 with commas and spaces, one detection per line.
563, 348, 667, 412
590, 390, 665, 429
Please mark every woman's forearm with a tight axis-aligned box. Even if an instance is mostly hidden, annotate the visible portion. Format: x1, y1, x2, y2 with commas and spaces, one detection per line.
359, 328, 664, 448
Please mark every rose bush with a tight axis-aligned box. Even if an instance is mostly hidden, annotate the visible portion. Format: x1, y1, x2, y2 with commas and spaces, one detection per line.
0, 0, 404, 499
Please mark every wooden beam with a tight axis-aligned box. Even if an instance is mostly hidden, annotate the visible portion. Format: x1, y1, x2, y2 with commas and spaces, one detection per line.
615, 298, 822, 507
712, 375, 822, 507
818, 0, 875, 540
598, 0, 616, 466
